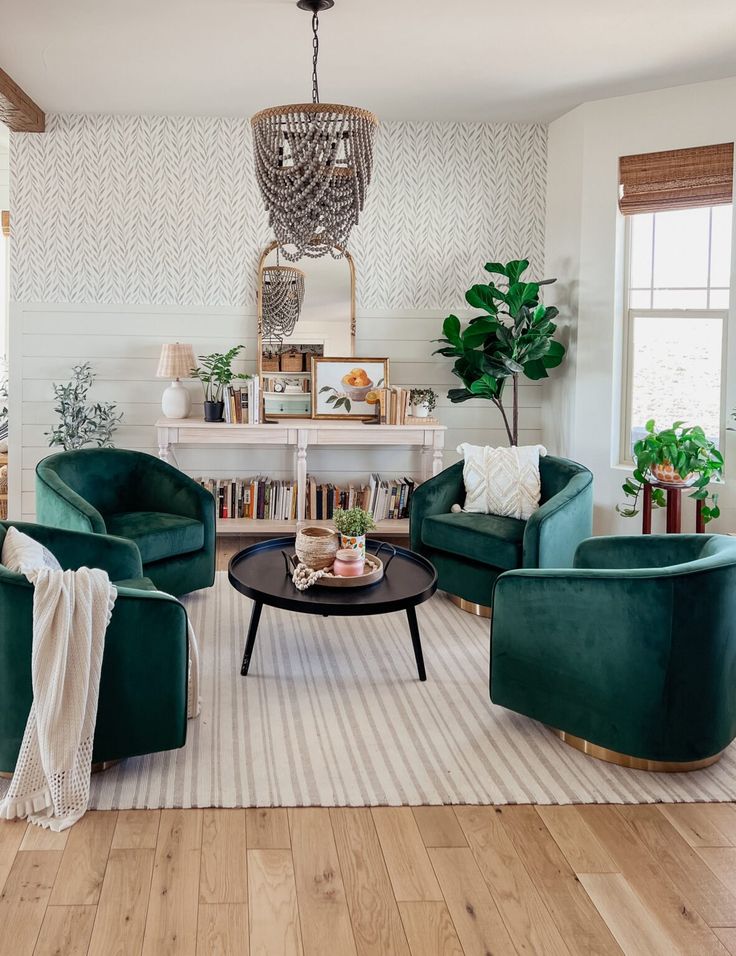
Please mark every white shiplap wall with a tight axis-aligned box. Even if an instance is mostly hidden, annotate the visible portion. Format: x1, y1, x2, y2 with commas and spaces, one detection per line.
10, 304, 542, 520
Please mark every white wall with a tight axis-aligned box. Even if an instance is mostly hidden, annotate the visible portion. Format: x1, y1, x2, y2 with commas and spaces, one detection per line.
545, 76, 736, 534
8, 116, 548, 520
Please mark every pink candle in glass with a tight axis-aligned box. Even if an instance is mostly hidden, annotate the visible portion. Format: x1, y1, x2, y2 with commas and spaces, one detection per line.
333, 549, 365, 577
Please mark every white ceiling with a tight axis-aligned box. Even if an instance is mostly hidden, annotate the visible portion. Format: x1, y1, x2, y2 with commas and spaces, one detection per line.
2, 0, 736, 123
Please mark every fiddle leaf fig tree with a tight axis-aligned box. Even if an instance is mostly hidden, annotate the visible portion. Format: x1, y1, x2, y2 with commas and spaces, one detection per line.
434, 259, 566, 445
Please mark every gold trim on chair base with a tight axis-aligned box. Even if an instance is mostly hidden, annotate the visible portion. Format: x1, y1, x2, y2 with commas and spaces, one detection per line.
0, 759, 121, 780
448, 594, 492, 618
551, 728, 723, 773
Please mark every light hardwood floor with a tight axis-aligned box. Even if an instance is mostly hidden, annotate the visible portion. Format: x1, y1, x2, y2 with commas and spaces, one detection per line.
3, 804, 736, 955
1, 541, 734, 955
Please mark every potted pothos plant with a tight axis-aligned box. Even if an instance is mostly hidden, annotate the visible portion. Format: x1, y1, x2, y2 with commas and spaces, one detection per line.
618, 420, 723, 523
332, 506, 376, 559
434, 259, 565, 445
409, 388, 437, 419
191, 346, 249, 422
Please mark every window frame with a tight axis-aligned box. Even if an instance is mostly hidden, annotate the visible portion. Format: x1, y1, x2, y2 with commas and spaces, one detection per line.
619, 212, 729, 465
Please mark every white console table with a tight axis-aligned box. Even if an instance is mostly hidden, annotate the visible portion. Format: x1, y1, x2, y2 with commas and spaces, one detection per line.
156, 418, 446, 535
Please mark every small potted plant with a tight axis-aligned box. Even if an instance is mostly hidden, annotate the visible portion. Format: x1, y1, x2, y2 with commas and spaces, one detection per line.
409, 387, 438, 419
332, 506, 377, 559
191, 346, 249, 422
618, 419, 723, 523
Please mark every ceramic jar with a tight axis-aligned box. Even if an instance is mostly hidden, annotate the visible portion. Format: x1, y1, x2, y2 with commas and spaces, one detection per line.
295, 526, 339, 570
339, 532, 366, 559
333, 549, 365, 577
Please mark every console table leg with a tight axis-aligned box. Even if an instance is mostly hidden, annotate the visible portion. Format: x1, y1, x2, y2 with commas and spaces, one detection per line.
241, 600, 263, 676
406, 605, 427, 681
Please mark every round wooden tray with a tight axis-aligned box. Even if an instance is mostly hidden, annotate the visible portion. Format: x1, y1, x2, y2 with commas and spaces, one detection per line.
285, 543, 396, 589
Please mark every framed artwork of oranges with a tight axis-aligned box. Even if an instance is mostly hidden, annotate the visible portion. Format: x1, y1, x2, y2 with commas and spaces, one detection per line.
311, 357, 390, 420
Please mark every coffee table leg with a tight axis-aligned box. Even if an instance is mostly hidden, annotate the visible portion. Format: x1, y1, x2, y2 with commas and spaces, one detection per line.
241, 600, 263, 676
406, 605, 427, 681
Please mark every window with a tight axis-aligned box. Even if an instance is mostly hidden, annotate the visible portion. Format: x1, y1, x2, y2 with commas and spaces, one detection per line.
621, 204, 732, 458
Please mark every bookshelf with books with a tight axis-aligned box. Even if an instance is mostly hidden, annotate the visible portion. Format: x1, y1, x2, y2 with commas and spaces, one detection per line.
156, 418, 446, 537
196, 474, 417, 533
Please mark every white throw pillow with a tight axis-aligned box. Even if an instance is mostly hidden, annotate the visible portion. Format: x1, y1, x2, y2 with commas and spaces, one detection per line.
457, 443, 547, 520
1, 526, 62, 574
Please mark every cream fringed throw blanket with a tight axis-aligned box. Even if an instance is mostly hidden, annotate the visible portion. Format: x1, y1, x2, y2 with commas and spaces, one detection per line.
0, 566, 116, 831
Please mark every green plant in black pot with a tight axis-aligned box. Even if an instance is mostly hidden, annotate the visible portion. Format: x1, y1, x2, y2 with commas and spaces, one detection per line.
618, 419, 723, 523
434, 259, 565, 445
191, 346, 249, 422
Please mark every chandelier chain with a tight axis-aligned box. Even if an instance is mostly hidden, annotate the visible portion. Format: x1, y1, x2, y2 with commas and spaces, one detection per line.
311, 13, 320, 105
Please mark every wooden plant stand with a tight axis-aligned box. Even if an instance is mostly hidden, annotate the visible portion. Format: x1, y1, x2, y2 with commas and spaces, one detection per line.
642, 480, 704, 535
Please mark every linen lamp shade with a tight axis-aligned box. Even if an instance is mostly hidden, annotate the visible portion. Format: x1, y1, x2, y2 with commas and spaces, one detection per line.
157, 343, 196, 419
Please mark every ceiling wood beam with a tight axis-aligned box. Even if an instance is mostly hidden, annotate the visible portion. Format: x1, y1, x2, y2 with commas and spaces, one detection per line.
0, 66, 44, 132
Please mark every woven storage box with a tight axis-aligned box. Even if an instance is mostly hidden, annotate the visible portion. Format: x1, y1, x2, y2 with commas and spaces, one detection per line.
261, 353, 280, 372
280, 349, 304, 372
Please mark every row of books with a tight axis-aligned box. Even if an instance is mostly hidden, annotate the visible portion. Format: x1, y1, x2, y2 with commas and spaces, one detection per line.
195, 474, 419, 522
306, 474, 416, 521
197, 477, 298, 521
376, 386, 412, 425
222, 378, 261, 424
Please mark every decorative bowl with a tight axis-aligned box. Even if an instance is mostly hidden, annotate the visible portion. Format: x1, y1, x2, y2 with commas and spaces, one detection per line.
341, 369, 374, 401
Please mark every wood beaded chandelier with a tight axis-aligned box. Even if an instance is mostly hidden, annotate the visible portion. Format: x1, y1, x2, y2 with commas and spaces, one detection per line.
251, 0, 378, 260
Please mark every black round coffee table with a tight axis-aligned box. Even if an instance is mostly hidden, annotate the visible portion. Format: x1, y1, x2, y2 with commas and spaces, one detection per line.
228, 537, 437, 680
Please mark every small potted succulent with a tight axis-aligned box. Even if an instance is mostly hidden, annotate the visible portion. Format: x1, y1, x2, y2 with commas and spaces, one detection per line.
618, 419, 723, 523
191, 346, 249, 422
332, 506, 377, 559
409, 387, 438, 419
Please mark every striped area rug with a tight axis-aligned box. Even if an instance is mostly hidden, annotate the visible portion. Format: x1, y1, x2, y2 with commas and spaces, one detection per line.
16, 572, 736, 807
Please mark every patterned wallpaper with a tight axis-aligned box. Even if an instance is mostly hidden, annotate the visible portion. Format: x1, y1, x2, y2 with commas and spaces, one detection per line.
10, 114, 546, 310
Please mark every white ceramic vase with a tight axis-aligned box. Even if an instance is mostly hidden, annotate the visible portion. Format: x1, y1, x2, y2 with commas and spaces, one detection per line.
161, 379, 191, 419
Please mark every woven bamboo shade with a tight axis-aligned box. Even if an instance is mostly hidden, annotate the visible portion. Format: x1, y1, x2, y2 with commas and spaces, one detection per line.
619, 143, 734, 215
157, 343, 196, 380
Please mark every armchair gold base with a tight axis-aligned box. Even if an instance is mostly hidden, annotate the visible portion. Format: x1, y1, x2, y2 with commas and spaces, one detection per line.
448, 594, 492, 618
551, 728, 723, 773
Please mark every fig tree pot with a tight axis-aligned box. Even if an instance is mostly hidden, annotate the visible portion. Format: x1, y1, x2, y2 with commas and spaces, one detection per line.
204, 400, 225, 423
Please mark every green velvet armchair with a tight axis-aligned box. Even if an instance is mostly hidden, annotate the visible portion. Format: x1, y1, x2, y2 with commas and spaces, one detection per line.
490, 534, 736, 770
410, 455, 593, 612
36, 448, 215, 596
0, 521, 189, 773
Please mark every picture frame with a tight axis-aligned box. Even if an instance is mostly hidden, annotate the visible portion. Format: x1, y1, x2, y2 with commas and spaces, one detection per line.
311, 357, 390, 420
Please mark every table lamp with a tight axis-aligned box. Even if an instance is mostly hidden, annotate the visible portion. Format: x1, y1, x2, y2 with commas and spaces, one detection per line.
156, 343, 196, 419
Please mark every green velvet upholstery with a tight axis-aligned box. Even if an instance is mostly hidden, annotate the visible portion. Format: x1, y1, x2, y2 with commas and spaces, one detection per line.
0, 521, 189, 773
490, 534, 736, 764
410, 455, 593, 607
36, 448, 215, 596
